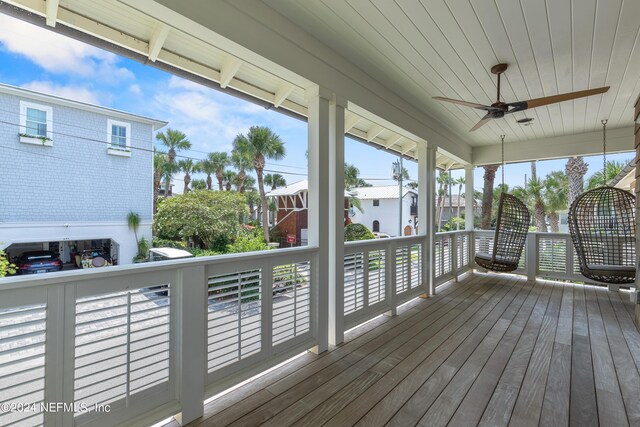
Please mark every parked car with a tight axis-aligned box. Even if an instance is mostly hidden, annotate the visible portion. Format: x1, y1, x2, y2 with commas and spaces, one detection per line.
373, 232, 391, 239
147, 247, 194, 262
16, 251, 63, 275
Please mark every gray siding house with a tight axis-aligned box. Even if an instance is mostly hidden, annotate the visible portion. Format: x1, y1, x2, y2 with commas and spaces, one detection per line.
0, 83, 166, 265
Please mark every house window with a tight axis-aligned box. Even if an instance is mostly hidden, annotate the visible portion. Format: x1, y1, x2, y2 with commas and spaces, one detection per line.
26, 108, 47, 137
373, 220, 380, 232
19, 101, 53, 145
373, 199, 380, 207
107, 119, 131, 156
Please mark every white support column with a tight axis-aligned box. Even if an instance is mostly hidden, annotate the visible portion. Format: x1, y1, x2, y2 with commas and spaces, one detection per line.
417, 142, 429, 296
426, 146, 437, 295
175, 265, 207, 425
306, 86, 332, 354
465, 165, 475, 264
526, 234, 537, 281
328, 95, 346, 346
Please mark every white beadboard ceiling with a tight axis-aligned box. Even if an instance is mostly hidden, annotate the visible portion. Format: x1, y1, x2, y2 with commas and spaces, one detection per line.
265, 0, 640, 147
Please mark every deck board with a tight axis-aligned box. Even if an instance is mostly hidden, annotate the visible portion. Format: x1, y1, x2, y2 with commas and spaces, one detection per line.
181, 272, 640, 427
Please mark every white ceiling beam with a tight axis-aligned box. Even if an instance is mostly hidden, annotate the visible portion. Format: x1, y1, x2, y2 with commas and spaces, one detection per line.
472, 126, 634, 165
220, 56, 242, 88
45, 0, 59, 27
401, 141, 417, 155
366, 125, 385, 142
344, 114, 361, 132
384, 135, 403, 149
147, 22, 170, 62
273, 83, 294, 108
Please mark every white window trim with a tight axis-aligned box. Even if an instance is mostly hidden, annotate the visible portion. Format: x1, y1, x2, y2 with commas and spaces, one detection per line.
19, 101, 53, 146
107, 119, 132, 157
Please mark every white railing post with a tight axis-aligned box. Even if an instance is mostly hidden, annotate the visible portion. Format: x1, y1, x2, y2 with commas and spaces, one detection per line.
386, 242, 397, 316
175, 265, 207, 425
465, 165, 475, 265
526, 233, 537, 281
452, 233, 459, 281
44, 285, 69, 426
306, 86, 331, 352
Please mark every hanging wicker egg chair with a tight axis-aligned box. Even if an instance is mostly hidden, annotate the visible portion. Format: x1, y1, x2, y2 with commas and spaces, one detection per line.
474, 135, 531, 273
568, 119, 636, 285
568, 185, 635, 284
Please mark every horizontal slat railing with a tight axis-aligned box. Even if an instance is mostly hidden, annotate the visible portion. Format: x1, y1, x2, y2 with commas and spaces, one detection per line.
0, 246, 319, 427
342, 231, 474, 330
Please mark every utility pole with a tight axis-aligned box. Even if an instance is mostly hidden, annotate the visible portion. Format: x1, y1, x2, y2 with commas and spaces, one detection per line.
393, 157, 403, 236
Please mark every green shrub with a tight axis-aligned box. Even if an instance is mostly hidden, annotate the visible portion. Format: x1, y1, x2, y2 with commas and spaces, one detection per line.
152, 238, 187, 249
0, 248, 16, 277
187, 248, 222, 257
344, 223, 375, 241
227, 229, 269, 253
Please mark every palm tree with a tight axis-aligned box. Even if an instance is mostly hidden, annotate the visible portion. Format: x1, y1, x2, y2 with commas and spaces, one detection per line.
243, 175, 257, 192
231, 140, 254, 193
543, 171, 568, 232
436, 170, 450, 230
207, 152, 230, 191
586, 160, 625, 190
528, 176, 547, 232
565, 156, 588, 206
245, 189, 260, 221
127, 211, 140, 248
481, 165, 499, 229
162, 161, 179, 199
153, 150, 168, 212
223, 170, 237, 191
454, 176, 465, 230
191, 179, 207, 190
178, 158, 199, 193
198, 158, 216, 190
155, 129, 191, 165
265, 173, 287, 191
234, 126, 286, 242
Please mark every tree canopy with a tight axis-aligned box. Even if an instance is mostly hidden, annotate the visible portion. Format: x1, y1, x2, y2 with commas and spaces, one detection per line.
154, 190, 248, 249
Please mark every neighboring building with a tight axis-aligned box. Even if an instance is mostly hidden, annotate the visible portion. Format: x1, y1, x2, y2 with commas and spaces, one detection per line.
611, 161, 635, 193
0, 83, 167, 265
437, 195, 481, 228
349, 185, 418, 237
267, 180, 350, 246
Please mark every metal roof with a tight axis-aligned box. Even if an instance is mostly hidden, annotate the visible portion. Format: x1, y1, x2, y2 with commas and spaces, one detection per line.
350, 185, 417, 200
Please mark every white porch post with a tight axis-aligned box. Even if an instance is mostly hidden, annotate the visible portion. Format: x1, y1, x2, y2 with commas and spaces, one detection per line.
175, 265, 207, 425
329, 95, 346, 346
465, 165, 475, 263
307, 86, 331, 353
425, 145, 437, 295
417, 143, 429, 294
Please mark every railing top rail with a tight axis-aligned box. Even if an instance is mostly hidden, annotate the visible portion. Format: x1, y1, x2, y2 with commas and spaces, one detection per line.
0, 245, 319, 291
435, 230, 472, 236
344, 234, 426, 249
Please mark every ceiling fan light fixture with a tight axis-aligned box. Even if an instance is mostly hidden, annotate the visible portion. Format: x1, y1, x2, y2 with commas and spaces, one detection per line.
516, 117, 534, 126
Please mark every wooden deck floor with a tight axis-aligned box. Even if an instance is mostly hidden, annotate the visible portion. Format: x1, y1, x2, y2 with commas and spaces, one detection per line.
182, 272, 640, 427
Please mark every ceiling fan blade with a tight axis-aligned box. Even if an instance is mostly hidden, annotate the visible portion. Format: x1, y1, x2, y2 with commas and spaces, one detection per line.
513, 86, 609, 110
433, 96, 493, 110
469, 114, 492, 132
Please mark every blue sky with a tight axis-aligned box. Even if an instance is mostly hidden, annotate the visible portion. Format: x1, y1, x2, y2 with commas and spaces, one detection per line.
0, 14, 631, 192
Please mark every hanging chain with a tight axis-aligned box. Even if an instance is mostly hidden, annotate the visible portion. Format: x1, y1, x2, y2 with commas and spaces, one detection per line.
500, 134, 505, 187
602, 119, 608, 186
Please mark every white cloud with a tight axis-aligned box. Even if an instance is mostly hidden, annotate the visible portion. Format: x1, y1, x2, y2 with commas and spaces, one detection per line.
0, 14, 133, 82
21, 81, 102, 104
128, 84, 142, 95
